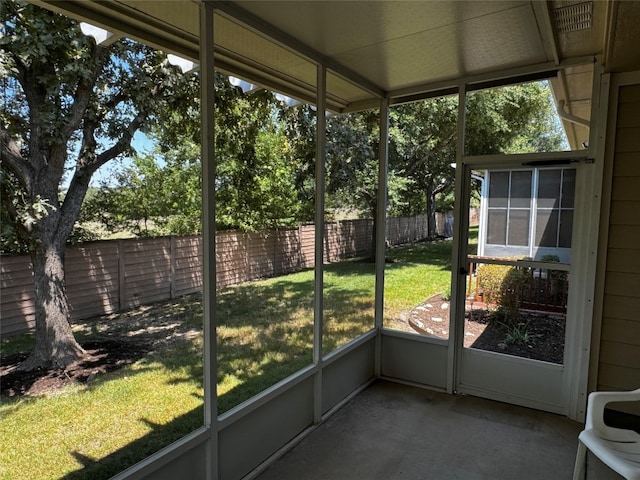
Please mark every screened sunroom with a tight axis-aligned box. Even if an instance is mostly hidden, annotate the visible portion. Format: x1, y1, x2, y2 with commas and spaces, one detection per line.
13, 1, 640, 479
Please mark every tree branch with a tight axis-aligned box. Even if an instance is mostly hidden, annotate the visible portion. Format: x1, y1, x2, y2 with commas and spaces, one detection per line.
0, 127, 33, 192
102, 91, 129, 112
60, 44, 109, 140
96, 113, 146, 170
433, 182, 448, 195
12, 52, 51, 178
59, 112, 147, 243
9, 52, 27, 86
403, 132, 456, 177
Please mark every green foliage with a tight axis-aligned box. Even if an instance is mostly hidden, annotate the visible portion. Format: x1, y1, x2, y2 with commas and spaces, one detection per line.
325, 110, 379, 219
388, 96, 458, 223
78, 77, 565, 241
208, 81, 310, 231
278, 104, 316, 222
1, 0, 199, 250
216, 113, 303, 230
497, 266, 531, 319
465, 81, 567, 155
1, 170, 57, 254
387, 82, 566, 237
477, 262, 532, 320
503, 320, 540, 346
84, 144, 202, 236
83, 75, 310, 235
476, 263, 512, 304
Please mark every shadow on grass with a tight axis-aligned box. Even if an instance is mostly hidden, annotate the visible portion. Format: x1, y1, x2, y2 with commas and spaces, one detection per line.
384, 239, 453, 271
216, 270, 375, 413
62, 405, 204, 480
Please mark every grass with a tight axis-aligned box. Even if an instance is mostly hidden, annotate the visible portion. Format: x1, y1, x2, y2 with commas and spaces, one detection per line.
0, 237, 464, 479
217, 257, 376, 412
0, 343, 203, 480
384, 240, 453, 321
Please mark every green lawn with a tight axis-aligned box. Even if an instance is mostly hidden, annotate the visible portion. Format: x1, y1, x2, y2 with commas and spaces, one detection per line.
0, 237, 457, 479
384, 239, 453, 321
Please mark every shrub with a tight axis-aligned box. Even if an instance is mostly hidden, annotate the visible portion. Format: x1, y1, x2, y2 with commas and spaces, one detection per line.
477, 259, 532, 322
497, 266, 531, 320
476, 263, 511, 304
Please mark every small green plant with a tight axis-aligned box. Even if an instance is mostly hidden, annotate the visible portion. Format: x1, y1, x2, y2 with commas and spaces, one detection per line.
441, 287, 451, 301
503, 320, 540, 346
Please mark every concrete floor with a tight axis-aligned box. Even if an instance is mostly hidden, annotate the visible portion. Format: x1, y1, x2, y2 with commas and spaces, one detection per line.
256, 381, 622, 480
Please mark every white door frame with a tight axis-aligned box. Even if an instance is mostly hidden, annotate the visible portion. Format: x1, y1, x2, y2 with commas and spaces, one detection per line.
447, 70, 608, 420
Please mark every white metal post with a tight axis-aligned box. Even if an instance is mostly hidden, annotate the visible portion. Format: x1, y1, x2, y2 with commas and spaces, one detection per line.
566, 61, 611, 421
200, 1, 217, 478
313, 64, 327, 423
448, 84, 469, 394
374, 97, 390, 376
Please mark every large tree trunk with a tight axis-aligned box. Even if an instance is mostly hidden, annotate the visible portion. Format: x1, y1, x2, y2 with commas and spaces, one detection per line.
19, 240, 86, 371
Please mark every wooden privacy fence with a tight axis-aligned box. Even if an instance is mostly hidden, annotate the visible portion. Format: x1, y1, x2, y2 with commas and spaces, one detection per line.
1, 215, 436, 337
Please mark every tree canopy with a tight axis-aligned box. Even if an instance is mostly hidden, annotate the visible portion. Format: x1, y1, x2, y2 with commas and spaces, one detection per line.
388, 83, 566, 236
0, 0, 198, 369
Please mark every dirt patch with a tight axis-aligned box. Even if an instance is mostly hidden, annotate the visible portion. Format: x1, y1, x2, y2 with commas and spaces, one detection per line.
0, 339, 151, 397
1, 296, 202, 398
397, 294, 565, 364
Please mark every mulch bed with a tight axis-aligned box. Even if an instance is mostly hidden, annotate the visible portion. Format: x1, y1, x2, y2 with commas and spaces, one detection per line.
1, 339, 151, 397
402, 294, 565, 364
2, 295, 202, 398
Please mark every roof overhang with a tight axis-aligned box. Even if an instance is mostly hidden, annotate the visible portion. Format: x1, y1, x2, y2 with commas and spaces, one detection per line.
29, 1, 640, 149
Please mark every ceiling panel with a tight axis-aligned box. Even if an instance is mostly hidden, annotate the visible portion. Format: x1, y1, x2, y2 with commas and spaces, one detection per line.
606, 0, 640, 72
550, 0, 608, 59
30, 0, 640, 123
326, 71, 375, 107
331, 3, 550, 91
235, 1, 526, 58
125, 0, 199, 34
236, 1, 551, 92
214, 14, 316, 89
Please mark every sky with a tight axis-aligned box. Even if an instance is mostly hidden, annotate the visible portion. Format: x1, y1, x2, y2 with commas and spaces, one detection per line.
87, 131, 154, 188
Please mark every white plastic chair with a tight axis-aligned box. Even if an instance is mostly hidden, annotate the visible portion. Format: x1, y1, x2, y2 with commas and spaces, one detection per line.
573, 388, 640, 479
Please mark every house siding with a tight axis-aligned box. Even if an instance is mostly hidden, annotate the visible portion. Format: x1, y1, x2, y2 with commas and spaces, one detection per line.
598, 83, 640, 414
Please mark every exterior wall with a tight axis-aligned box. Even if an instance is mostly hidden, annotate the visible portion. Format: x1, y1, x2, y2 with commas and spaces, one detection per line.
597, 82, 640, 415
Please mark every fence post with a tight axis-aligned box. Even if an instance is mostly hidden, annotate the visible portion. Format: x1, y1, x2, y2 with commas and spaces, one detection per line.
273, 229, 278, 276
297, 224, 302, 270
170, 235, 176, 299
118, 239, 126, 312
245, 231, 249, 284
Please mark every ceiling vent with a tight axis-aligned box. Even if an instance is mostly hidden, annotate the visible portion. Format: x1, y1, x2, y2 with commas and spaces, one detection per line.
553, 2, 592, 33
